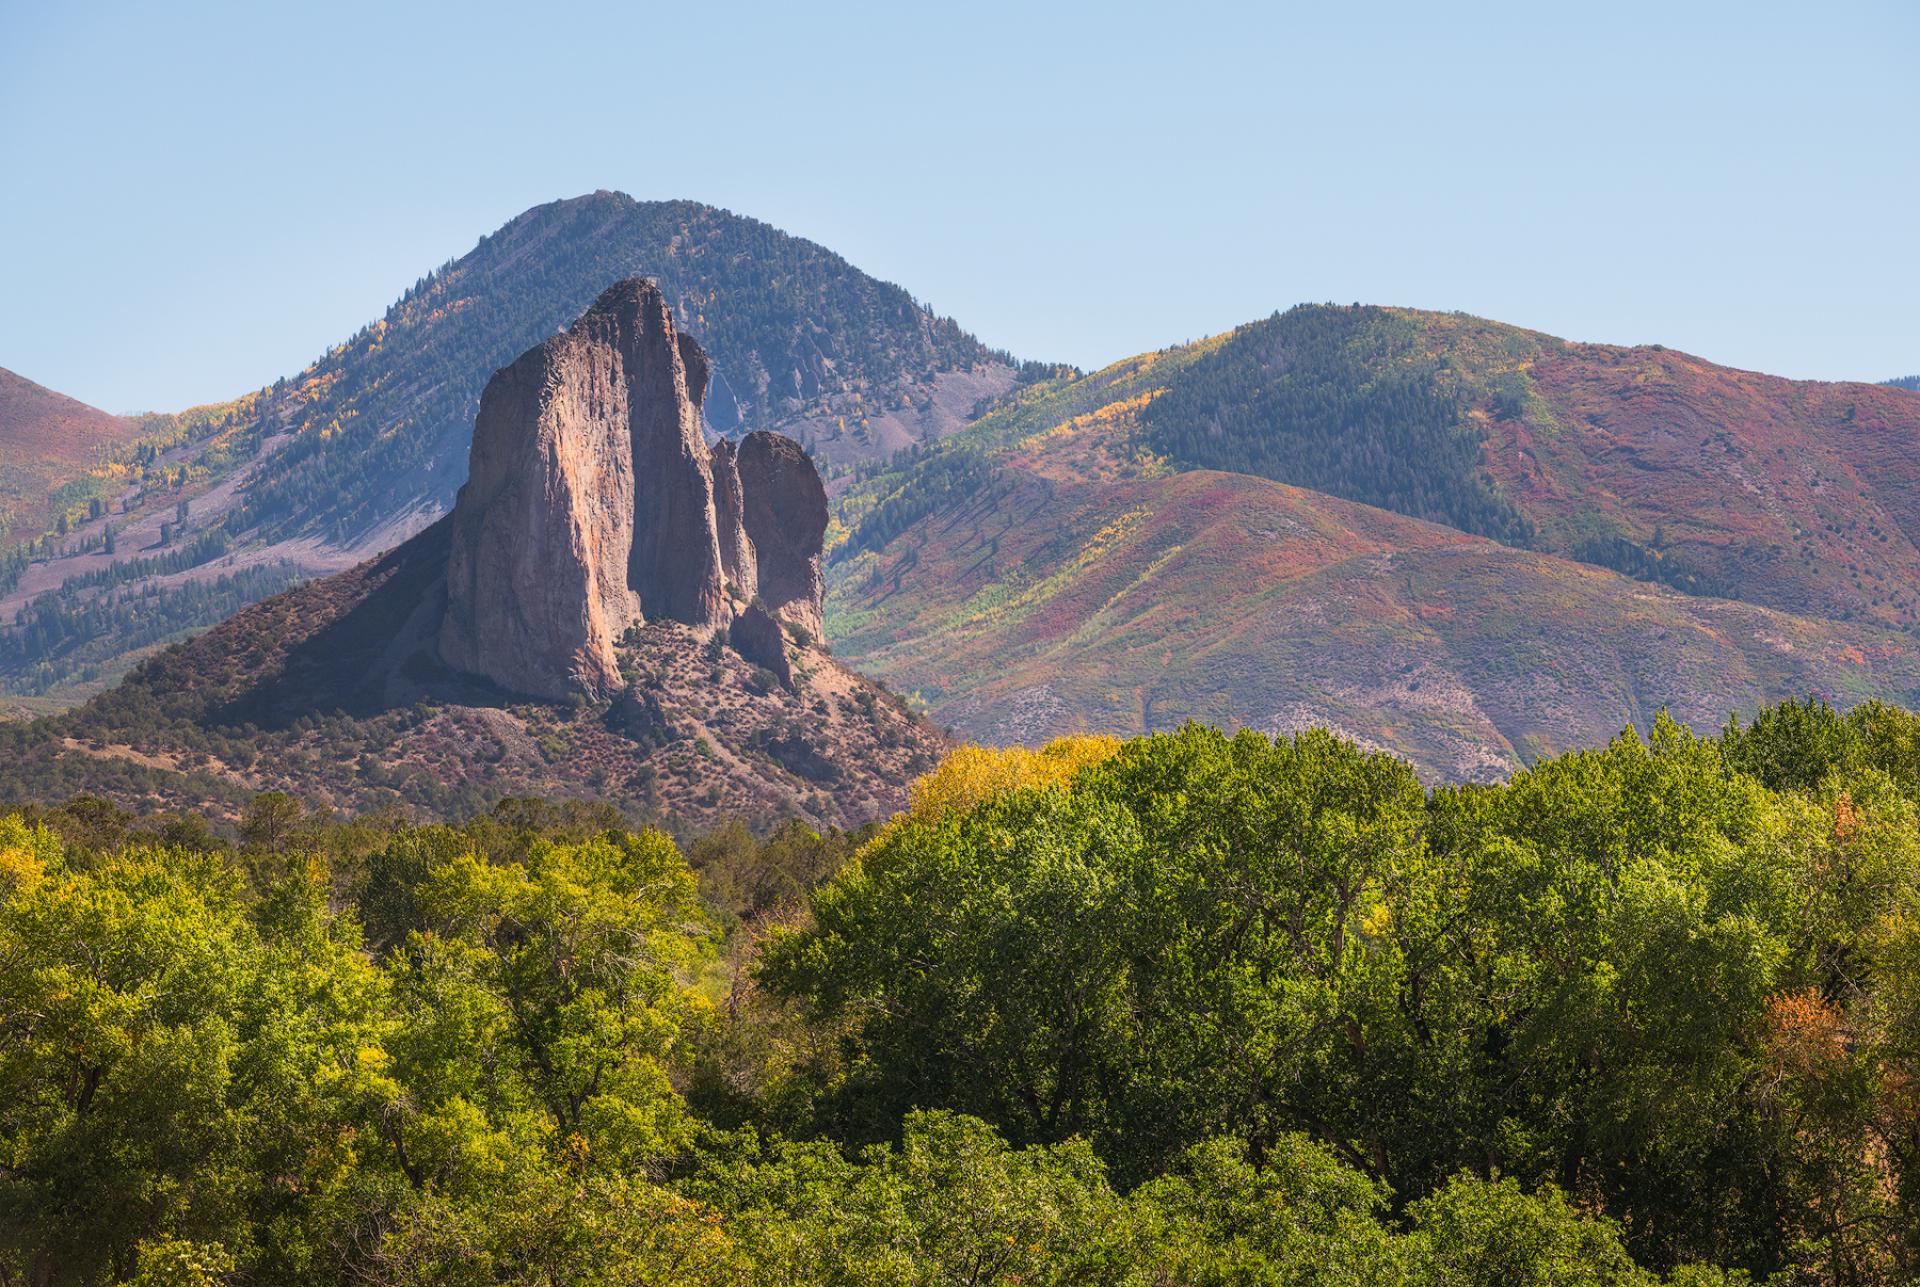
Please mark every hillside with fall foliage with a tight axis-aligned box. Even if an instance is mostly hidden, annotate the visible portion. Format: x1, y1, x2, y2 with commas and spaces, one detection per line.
0, 367, 139, 549
1131, 305, 1920, 627
827, 319, 1920, 776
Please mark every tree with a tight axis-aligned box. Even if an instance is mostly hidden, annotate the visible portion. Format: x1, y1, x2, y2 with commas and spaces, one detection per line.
761, 724, 1427, 1181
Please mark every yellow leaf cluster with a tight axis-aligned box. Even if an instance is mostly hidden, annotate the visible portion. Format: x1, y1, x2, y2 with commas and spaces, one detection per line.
0, 844, 45, 896
906, 735, 1123, 820
1022, 389, 1164, 451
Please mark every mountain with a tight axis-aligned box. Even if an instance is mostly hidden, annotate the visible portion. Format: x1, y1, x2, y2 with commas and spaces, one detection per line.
0, 283, 946, 828
235, 191, 1020, 546
1120, 306, 1920, 629
827, 330, 1920, 779
0, 193, 1026, 700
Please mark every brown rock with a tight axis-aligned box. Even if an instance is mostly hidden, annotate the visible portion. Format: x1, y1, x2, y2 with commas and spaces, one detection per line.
621, 283, 727, 628
439, 314, 641, 699
439, 278, 833, 700
728, 599, 793, 689
736, 430, 828, 635
441, 279, 723, 697
709, 438, 757, 605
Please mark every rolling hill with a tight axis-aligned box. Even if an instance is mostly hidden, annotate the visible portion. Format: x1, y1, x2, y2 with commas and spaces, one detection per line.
0, 193, 1027, 700
827, 331, 1920, 779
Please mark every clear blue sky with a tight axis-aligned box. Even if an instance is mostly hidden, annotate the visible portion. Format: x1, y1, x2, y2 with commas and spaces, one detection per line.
3, 0, 1915, 412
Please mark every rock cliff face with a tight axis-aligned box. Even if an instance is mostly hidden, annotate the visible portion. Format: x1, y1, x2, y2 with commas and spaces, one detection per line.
439, 278, 827, 699
709, 438, 757, 605
736, 431, 830, 636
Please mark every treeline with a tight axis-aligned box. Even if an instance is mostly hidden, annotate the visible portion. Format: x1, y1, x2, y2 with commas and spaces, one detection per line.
2, 700, 1917, 1282
0, 562, 302, 695
1141, 305, 1537, 545
52, 521, 237, 596
841, 445, 995, 556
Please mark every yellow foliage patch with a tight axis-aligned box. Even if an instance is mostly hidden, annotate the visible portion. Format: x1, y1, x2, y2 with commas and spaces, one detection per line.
1020, 389, 1164, 452
906, 735, 1123, 820
0, 844, 45, 896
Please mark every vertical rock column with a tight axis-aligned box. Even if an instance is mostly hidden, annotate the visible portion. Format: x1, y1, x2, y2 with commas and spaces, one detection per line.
440, 278, 725, 697
736, 430, 829, 636
439, 277, 832, 700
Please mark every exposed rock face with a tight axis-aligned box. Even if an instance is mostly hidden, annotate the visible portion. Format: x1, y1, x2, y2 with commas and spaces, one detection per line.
736, 431, 829, 635
438, 310, 646, 700
625, 299, 727, 628
439, 278, 828, 699
709, 438, 757, 604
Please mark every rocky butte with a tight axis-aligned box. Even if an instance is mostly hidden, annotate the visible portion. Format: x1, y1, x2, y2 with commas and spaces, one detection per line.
438, 277, 829, 698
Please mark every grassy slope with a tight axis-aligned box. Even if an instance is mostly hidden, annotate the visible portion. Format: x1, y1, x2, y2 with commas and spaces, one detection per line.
827, 334, 1920, 780
0, 367, 139, 541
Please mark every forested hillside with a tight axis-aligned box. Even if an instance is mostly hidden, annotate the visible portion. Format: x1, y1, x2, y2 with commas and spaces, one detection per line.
1137, 306, 1535, 543
1128, 306, 1920, 624
826, 339, 1920, 777
841, 307, 1920, 639
2, 702, 1915, 1283
0, 193, 1024, 700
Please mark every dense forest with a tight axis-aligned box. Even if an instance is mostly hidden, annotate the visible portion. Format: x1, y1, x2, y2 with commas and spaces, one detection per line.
1139, 306, 1536, 545
3, 700, 1917, 1283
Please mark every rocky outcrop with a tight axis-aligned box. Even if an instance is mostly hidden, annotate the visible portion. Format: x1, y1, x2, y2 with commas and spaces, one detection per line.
438, 299, 648, 699
727, 600, 793, 689
736, 431, 829, 636
623, 291, 728, 629
439, 278, 829, 699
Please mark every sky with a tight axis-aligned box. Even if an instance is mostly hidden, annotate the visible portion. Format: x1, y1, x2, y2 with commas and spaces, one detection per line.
2, 0, 1916, 413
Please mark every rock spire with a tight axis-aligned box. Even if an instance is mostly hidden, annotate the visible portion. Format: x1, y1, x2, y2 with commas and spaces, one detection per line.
439, 278, 826, 698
